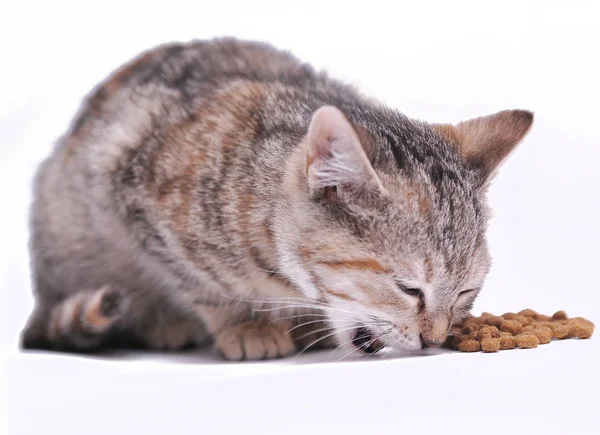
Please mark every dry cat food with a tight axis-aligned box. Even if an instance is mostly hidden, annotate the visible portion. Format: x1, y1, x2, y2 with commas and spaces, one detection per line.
444, 309, 594, 353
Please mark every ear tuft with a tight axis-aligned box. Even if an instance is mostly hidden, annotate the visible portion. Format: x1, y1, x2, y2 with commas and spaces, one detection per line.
434, 109, 534, 180
306, 106, 383, 199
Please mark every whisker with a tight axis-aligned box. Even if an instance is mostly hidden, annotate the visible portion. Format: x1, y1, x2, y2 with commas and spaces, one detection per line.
337, 332, 383, 362
295, 325, 337, 341
221, 294, 329, 308
336, 346, 362, 362
329, 332, 366, 356
286, 318, 354, 335
220, 294, 390, 327
327, 322, 392, 356
337, 326, 395, 362
219, 294, 320, 307
336, 333, 375, 362
362, 328, 395, 361
220, 293, 397, 361
253, 304, 360, 317
264, 303, 388, 322
268, 313, 331, 324
295, 326, 357, 358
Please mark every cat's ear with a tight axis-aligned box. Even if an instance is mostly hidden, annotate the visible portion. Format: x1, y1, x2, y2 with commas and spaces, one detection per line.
434, 110, 533, 180
305, 106, 384, 199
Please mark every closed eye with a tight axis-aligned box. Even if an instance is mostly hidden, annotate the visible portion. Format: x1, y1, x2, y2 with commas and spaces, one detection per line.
395, 281, 422, 298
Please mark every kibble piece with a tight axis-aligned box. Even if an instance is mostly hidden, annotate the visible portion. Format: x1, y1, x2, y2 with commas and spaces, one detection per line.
502, 313, 518, 320
469, 330, 480, 340
552, 310, 568, 321
499, 335, 516, 350
570, 317, 594, 327
535, 314, 553, 322
500, 320, 523, 335
523, 325, 535, 332
568, 321, 594, 339
553, 325, 572, 339
481, 338, 501, 353
452, 335, 467, 348
487, 316, 504, 328
539, 321, 558, 332
533, 326, 553, 344
477, 326, 494, 340
458, 339, 481, 352
462, 324, 480, 334
518, 309, 538, 317
468, 317, 486, 325
515, 315, 532, 326
515, 333, 539, 349
499, 331, 512, 337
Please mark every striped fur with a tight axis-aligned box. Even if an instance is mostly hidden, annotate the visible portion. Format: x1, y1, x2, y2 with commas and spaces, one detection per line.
21, 38, 532, 359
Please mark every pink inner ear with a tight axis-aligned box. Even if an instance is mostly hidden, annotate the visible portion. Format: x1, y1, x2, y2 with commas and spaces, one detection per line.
308, 106, 355, 158
306, 106, 384, 194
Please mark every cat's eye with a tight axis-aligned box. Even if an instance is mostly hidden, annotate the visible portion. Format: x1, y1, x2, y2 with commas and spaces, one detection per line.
458, 289, 478, 297
396, 282, 422, 298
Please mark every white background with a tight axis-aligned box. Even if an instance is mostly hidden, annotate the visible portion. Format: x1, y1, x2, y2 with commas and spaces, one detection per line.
1, 1, 599, 434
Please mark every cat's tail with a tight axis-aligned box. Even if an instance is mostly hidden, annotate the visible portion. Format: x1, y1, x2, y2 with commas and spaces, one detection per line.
21, 285, 129, 351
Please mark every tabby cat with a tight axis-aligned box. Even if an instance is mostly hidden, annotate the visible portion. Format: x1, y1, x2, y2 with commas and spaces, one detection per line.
21, 38, 533, 360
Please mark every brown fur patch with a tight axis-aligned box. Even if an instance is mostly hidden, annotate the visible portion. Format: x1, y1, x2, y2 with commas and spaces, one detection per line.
418, 195, 431, 215
83, 304, 110, 329
305, 145, 314, 176
433, 111, 533, 173
149, 80, 266, 237
424, 256, 434, 282
324, 288, 355, 301
83, 298, 112, 330
432, 124, 460, 145
91, 50, 159, 110
317, 258, 391, 274
65, 48, 169, 158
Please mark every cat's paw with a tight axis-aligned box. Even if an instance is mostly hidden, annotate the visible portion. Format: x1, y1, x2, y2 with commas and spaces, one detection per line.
215, 321, 296, 361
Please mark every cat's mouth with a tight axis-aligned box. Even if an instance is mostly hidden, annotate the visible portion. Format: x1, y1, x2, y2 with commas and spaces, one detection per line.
352, 326, 384, 354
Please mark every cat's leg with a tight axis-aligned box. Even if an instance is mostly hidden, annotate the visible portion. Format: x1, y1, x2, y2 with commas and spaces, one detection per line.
198, 305, 297, 361
23, 284, 209, 352
126, 303, 209, 351
21, 285, 128, 351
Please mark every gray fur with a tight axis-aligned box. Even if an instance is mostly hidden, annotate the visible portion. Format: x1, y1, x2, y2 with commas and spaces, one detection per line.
21, 38, 532, 359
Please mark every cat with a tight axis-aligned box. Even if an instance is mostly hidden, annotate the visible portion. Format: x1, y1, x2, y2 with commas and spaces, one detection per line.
20, 37, 533, 360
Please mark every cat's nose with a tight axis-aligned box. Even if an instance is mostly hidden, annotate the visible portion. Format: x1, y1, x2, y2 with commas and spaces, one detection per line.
420, 317, 449, 348
419, 334, 444, 349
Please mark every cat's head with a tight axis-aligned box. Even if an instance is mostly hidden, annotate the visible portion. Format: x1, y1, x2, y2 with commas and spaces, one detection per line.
278, 105, 533, 355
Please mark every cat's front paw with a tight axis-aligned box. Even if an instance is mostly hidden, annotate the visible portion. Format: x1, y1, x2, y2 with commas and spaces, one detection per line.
215, 320, 296, 361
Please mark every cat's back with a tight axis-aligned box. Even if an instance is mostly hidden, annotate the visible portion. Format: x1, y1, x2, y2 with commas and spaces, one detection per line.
31, 38, 327, 260
37, 39, 316, 172
69, 38, 318, 145
34, 38, 324, 215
